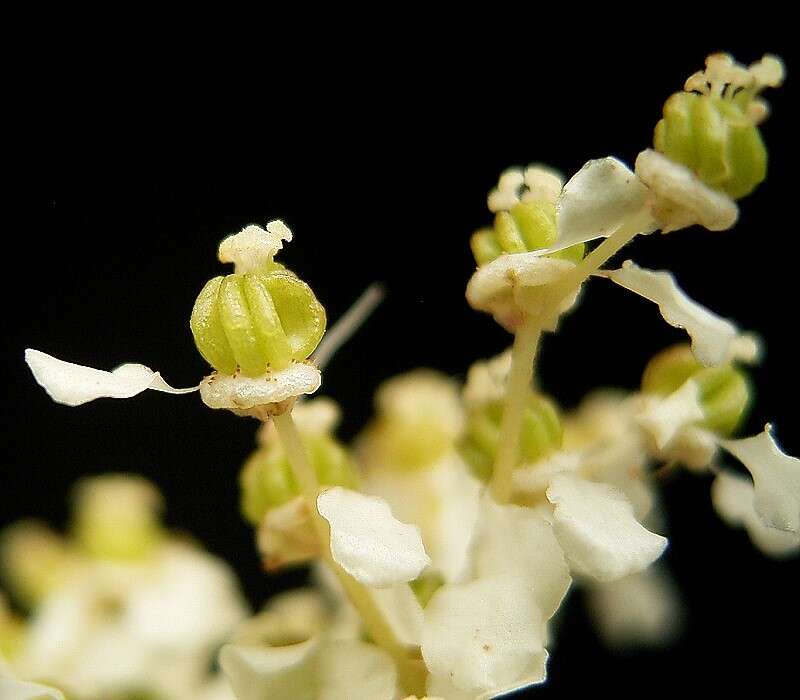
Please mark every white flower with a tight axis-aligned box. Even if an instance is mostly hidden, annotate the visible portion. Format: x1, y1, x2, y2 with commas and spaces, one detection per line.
546, 472, 667, 582
15, 541, 248, 700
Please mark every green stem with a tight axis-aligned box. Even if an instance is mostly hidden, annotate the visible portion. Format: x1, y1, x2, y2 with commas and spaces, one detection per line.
489, 320, 541, 504
272, 411, 424, 695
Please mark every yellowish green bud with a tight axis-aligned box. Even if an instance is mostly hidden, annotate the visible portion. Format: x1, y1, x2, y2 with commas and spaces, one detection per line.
654, 53, 784, 199
240, 434, 359, 525
642, 344, 750, 436
191, 224, 327, 377
71, 474, 164, 560
360, 370, 464, 471
0, 521, 72, 608
410, 572, 445, 608
458, 392, 563, 481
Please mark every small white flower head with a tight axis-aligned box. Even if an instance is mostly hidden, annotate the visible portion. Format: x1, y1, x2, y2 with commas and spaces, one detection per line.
487, 165, 564, 213
218, 221, 293, 274
546, 473, 667, 582
317, 487, 431, 588
712, 471, 800, 558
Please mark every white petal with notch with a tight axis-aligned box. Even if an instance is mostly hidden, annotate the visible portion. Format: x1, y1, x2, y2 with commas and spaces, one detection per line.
719, 427, 800, 533
599, 261, 742, 367
25, 349, 197, 406
546, 473, 667, 582
317, 487, 430, 588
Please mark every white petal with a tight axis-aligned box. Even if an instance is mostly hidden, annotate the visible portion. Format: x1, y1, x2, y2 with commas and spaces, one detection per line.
421, 574, 544, 693
712, 471, 800, 557
199, 363, 321, 412
316, 640, 397, 700
546, 473, 667, 582
553, 157, 653, 253
719, 427, 800, 533
25, 349, 196, 407
637, 380, 705, 449
219, 638, 320, 700
0, 676, 65, 700
371, 584, 425, 646
317, 488, 430, 587
427, 651, 548, 700
471, 496, 571, 619
635, 149, 738, 232
599, 261, 741, 367
585, 566, 683, 649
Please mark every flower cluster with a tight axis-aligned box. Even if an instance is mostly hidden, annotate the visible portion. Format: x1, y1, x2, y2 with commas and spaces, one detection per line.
8, 52, 798, 700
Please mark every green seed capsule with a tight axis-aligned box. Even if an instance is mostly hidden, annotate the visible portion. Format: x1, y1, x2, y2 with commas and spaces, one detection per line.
470, 199, 586, 267
191, 270, 326, 377
654, 92, 766, 200
240, 434, 359, 525
642, 344, 750, 436
458, 392, 563, 482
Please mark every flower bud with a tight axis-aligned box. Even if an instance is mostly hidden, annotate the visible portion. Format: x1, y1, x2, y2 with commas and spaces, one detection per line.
71, 474, 164, 560
653, 54, 783, 200
191, 224, 327, 377
240, 434, 359, 526
458, 392, 563, 481
642, 344, 750, 436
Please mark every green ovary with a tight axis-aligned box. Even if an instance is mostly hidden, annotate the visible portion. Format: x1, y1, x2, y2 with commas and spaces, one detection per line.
240, 434, 359, 525
190, 271, 326, 377
458, 393, 563, 482
642, 344, 750, 436
654, 92, 767, 200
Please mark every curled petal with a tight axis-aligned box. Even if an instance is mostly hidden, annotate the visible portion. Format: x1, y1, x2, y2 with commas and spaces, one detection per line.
25, 349, 196, 407
712, 471, 800, 557
466, 254, 580, 332
599, 261, 743, 367
199, 363, 321, 412
635, 149, 738, 232
546, 473, 667, 582
317, 488, 430, 587
471, 496, 571, 619
553, 157, 653, 253
421, 574, 544, 694
719, 427, 800, 533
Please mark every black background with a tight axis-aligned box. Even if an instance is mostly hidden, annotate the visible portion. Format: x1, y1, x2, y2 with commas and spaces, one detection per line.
5, 39, 799, 697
